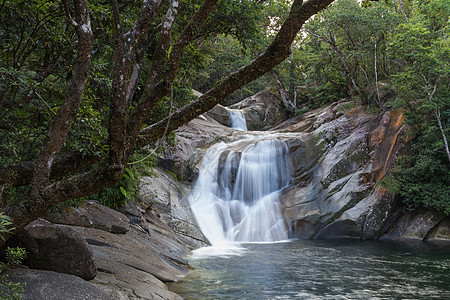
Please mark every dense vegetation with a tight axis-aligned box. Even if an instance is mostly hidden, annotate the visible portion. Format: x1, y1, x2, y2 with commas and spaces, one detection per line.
286, 0, 450, 214
0, 0, 448, 240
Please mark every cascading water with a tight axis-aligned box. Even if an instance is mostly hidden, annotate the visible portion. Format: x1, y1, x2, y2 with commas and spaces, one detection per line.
189, 137, 292, 244
228, 109, 248, 131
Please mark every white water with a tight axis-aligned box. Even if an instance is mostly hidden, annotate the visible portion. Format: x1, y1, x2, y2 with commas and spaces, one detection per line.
228, 109, 248, 131
189, 137, 292, 244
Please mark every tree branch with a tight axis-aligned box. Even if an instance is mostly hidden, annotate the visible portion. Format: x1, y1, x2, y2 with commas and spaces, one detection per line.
127, 0, 220, 147
108, 0, 164, 166
62, 0, 78, 27
111, 0, 122, 37
139, 0, 335, 145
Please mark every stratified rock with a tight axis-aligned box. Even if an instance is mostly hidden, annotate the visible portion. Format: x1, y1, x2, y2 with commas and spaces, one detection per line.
24, 220, 97, 280
43, 200, 130, 234
8, 269, 113, 300
72, 224, 188, 299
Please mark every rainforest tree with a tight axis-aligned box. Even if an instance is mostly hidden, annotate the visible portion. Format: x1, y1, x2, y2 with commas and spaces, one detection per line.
0, 0, 334, 243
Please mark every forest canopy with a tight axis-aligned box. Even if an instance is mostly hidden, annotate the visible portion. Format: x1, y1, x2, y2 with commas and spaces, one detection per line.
0, 0, 449, 242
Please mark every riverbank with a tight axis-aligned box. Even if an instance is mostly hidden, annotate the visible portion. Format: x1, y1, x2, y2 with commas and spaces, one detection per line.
7, 192, 205, 299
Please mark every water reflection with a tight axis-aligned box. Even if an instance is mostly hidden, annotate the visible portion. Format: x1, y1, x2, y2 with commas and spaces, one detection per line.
170, 240, 450, 299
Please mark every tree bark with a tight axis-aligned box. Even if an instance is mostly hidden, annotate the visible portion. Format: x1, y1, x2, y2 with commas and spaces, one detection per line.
6, 0, 94, 230
29, 0, 93, 205
374, 40, 382, 108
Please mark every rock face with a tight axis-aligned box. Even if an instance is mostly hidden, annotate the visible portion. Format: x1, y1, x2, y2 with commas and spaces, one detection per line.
277, 102, 448, 241
24, 220, 97, 280
276, 101, 411, 240
139, 168, 209, 249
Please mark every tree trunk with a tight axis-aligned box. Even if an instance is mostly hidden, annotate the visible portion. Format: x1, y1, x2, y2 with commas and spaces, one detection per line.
434, 108, 450, 164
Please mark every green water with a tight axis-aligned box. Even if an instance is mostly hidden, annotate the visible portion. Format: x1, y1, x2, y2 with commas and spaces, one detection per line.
170, 240, 450, 299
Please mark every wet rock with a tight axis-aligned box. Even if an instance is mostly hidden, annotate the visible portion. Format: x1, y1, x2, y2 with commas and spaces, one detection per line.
229, 89, 289, 130
24, 220, 97, 280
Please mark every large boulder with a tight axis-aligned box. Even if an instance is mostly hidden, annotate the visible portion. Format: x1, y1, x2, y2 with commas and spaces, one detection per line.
204, 89, 290, 131
42, 200, 130, 234
206, 104, 232, 127
229, 89, 289, 130
7, 269, 112, 300
24, 220, 97, 280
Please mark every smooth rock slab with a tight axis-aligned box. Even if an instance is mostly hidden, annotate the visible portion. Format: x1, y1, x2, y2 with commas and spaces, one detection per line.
8, 269, 112, 300
43, 200, 130, 234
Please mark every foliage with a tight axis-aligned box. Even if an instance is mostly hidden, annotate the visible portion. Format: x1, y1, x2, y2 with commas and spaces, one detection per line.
386, 0, 450, 214
384, 129, 450, 214
0, 275, 25, 300
299, 0, 400, 108
5, 248, 27, 267
87, 148, 157, 209
0, 214, 14, 242
188, 35, 270, 104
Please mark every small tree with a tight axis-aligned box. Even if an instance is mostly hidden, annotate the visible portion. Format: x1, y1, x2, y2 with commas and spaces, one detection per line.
389, 15, 450, 163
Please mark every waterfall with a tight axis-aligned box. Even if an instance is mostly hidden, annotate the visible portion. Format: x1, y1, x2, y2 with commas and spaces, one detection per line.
189, 137, 291, 244
229, 109, 248, 131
